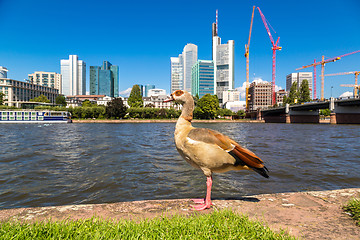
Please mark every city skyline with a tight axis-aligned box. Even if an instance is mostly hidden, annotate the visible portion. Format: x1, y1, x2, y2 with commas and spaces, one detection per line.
1, 0, 359, 99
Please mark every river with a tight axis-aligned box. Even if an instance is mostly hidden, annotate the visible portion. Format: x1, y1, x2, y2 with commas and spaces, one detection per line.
1, 122, 359, 209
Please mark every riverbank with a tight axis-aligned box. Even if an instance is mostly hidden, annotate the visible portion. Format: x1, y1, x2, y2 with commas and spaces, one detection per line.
1, 188, 359, 239
72, 119, 265, 123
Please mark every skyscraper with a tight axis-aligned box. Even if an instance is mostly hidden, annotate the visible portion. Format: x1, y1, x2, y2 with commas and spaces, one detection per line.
212, 16, 234, 105
170, 43, 198, 94
170, 57, 183, 93
90, 61, 119, 97
60, 55, 86, 96
0, 66, 8, 78
191, 60, 214, 98
144, 84, 155, 97
110, 65, 119, 98
182, 44, 198, 93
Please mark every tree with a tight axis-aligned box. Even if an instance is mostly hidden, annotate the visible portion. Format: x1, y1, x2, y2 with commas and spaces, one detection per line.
193, 94, 199, 106
236, 110, 246, 118
282, 95, 288, 105
167, 108, 181, 119
217, 108, 233, 117
127, 107, 142, 118
82, 99, 96, 107
194, 94, 219, 119
157, 108, 167, 119
0, 92, 5, 105
320, 109, 331, 116
30, 94, 50, 103
286, 82, 299, 104
298, 80, 311, 103
128, 85, 143, 108
145, 103, 155, 108
55, 95, 67, 106
105, 97, 127, 119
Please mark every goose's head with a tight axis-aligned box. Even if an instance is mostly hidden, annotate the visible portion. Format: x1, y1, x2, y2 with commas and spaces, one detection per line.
164, 90, 192, 104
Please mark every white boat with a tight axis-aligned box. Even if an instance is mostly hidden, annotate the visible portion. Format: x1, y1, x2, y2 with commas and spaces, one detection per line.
0, 110, 71, 123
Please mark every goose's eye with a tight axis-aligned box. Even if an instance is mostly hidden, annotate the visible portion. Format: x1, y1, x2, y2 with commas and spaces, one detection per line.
174, 90, 184, 96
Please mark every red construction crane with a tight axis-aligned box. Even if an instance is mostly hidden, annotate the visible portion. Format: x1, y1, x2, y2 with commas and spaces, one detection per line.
296, 50, 360, 101
257, 7, 282, 105
312, 59, 317, 99
245, 6, 255, 111
324, 71, 359, 97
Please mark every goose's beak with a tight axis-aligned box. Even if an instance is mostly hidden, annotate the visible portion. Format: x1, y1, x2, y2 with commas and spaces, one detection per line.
164, 94, 174, 103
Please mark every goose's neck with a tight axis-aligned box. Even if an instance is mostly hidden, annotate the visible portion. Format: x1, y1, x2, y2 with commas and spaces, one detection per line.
180, 98, 194, 122
175, 98, 194, 131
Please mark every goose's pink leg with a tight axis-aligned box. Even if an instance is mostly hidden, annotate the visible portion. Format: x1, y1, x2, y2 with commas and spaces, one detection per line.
192, 176, 212, 211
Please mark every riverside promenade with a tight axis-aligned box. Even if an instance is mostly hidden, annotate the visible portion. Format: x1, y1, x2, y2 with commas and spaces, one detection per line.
1, 188, 359, 239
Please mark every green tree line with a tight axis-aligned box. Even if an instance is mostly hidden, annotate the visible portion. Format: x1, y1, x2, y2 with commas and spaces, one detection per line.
1, 85, 245, 120
32, 93, 243, 120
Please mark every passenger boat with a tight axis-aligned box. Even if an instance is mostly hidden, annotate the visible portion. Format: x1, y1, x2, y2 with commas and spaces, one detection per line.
0, 110, 71, 123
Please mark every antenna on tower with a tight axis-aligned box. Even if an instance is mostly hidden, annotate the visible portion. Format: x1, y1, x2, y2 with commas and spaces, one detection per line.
216, 9, 218, 35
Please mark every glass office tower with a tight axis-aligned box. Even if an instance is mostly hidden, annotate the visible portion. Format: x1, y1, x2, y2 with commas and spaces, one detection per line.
191, 60, 214, 98
90, 61, 119, 97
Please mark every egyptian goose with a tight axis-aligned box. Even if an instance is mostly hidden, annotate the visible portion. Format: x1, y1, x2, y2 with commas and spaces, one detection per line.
165, 90, 269, 211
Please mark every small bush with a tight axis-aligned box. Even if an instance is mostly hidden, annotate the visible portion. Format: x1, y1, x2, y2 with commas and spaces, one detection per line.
344, 198, 360, 226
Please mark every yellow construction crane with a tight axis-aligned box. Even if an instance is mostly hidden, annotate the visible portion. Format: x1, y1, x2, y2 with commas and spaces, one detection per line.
296, 50, 360, 101
245, 6, 255, 111
325, 71, 359, 97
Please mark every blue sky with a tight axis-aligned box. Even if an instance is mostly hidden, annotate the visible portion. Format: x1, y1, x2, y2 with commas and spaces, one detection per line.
1, 0, 359, 99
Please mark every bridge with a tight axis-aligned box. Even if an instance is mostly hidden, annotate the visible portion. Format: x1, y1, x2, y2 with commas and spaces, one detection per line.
259, 98, 360, 124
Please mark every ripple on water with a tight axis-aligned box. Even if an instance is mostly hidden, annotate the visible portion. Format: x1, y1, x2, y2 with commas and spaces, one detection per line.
0, 122, 359, 209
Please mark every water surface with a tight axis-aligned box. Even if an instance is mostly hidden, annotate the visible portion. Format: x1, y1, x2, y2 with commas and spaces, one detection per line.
1, 122, 359, 209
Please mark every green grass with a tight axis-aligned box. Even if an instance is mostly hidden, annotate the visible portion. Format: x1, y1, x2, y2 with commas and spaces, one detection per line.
343, 198, 360, 226
0, 210, 295, 240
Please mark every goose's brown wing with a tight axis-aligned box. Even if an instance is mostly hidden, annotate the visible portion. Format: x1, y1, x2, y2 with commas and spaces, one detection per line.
187, 128, 269, 178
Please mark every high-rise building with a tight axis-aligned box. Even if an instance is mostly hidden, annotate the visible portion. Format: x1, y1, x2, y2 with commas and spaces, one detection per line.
170, 43, 198, 93
0, 66, 8, 78
90, 61, 119, 97
89, 66, 100, 95
60, 55, 86, 96
144, 84, 155, 97
111, 64, 119, 97
249, 81, 272, 111
28, 72, 62, 93
191, 60, 214, 98
286, 72, 313, 95
182, 44, 198, 93
170, 57, 183, 93
212, 20, 234, 105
